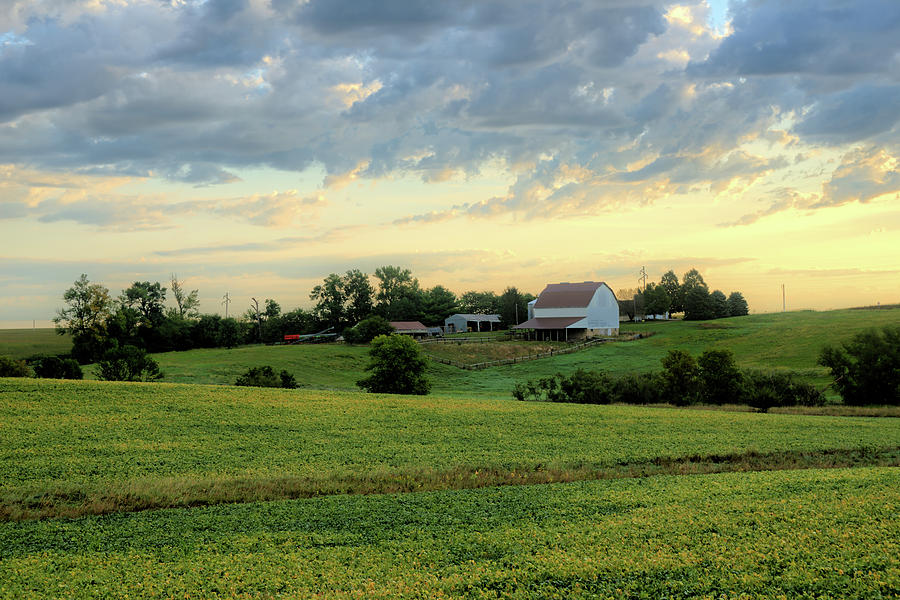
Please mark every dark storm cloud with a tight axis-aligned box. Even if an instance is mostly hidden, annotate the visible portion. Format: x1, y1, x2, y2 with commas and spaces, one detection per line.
691, 0, 900, 77
795, 84, 900, 144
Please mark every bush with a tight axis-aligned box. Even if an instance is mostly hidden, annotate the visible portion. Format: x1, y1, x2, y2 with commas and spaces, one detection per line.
613, 372, 664, 405
357, 334, 430, 395
818, 326, 900, 406
697, 349, 742, 404
31, 356, 83, 380
742, 370, 824, 412
343, 316, 395, 344
234, 366, 297, 389
661, 349, 699, 405
97, 345, 162, 382
560, 369, 614, 404
0, 355, 31, 377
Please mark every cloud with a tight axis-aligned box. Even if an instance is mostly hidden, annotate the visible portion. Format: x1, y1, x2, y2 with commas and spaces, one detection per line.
718, 189, 818, 227
795, 84, 900, 145
816, 147, 900, 208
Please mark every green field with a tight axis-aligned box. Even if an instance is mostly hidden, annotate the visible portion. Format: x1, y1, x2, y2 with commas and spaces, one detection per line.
0, 328, 71, 360
3, 378, 898, 519
3, 308, 900, 597
1, 467, 897, 598
131, 308, 900, 399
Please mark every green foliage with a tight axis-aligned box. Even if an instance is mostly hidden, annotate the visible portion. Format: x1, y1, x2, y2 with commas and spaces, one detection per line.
727, 291, 749, 316
683, 285, 713, 321
234, 365, 297, 389
742, 370, 824, 413
120, 281, 167, 325
612, 372, 665, 404
169, 274, 200, 318
642, 282, 670, 316
457, 290, 500, 315
310, 273, 347, 330
53, 274, 113, 337
819, 325, 900, 405
357, 334, 430, 395
497, 287, 533, 327
374, 266, 420, 321
709, 290, 729, 319
661, 349, 699, 405
660, 270, 682, 313
97, 345, 162, 382
343, 269, 375, 325
342, 315, 395, 344
420, 285, 458, 326
697, 349, 742, 404
513, 370, 615, 404
0, 355, 31, 377
30, 356, 83, 380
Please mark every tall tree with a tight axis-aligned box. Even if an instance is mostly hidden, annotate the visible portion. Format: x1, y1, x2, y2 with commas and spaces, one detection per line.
121, 281, 167, 325
709, 290, 729, 319
727, 292, 749, 316
170, 274, 200, 318
310, 273, 346, 330
374, 266, 419, 320
498, 287, 531, 326
660, 270, 681, 313
343, 269, 374, 324
421, 285, 457, 325
54, 274, 112, 336
643, 282, 671, 316
457, 290, 499, 315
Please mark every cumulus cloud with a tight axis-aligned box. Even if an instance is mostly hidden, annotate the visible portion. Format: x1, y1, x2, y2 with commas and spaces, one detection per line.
0, 0, 897, 227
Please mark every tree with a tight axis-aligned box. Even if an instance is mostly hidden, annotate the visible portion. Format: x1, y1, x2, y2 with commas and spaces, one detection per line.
683, 286, 713, 320
818, 326, 900, 406
343, 269, 374, 324
498, 287, 530, 327
374, 266, 419, 320
264, 299, 281, 320
421, 285, 457, 325
170, 274, 199, 318
54, 274, 112, 337
457, 291, 499, 315
727, 292, 749, 316
310, 273, 346, 329
697, 349, 742, 404
642, 283, 671, 316
661, 349, 699, 405
121, 281, 167, 325
357, 334, 430, 395
709, 290, 729, 319
97, 345, 162, 382
660, 271, 682, 313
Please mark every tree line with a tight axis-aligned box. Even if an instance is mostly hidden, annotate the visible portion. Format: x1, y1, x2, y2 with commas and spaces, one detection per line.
617, 268, 749, 321
52, 269, 537, 363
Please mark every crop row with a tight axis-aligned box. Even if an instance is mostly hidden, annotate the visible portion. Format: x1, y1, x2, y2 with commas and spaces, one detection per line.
1, 467, 897, 598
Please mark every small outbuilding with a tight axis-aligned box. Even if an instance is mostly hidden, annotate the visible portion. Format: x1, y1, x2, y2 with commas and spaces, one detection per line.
444, 313, 501, 334
514, 281, 619, 341
389, 321, 430, 338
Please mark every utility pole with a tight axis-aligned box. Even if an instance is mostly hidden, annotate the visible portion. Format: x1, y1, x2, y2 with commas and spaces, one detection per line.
222, 292, 231, 318
639, 266, 648, 290
782, 284, 786, 312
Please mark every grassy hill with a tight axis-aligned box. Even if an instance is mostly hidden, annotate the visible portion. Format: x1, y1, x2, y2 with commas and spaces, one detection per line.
134, 307, 899, 398
0, 328, 71, 360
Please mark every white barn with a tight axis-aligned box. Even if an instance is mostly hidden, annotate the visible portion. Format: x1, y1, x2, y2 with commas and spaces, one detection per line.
514, 281, 619, 340
444, 313, 501, 334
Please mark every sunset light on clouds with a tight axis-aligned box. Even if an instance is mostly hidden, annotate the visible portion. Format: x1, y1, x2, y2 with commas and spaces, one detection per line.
1, 0, 898, 324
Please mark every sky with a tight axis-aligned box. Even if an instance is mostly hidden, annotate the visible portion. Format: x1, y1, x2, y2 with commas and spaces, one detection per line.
1, 0, 898, 326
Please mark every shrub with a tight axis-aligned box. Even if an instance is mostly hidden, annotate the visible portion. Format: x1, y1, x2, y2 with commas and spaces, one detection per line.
661, 349, 699, 405
234, 365, 297, 389
613, 372, 665, 405
818, 326, 900, 406
357, 334, 430, 395
559, 369, 614, 404
0, 355, 31, 377
97, 345, 162, 382
31, 356, 83, 380
343, 316, 395, 344
697, 349, 742, 404
742, 370, 824, 412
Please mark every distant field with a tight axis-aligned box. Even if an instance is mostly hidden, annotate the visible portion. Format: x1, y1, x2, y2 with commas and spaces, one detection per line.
3, 378, 898, 519
0, 328, 70, 360
1, 467, 897, 598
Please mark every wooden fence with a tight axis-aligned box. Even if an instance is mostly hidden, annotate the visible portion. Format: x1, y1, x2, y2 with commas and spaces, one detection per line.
422, 334, 647, 370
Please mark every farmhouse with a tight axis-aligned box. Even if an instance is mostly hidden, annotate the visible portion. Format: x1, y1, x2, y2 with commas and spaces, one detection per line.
514, 281, 619, 341
389, 321, 430, 339
444, 313, 501, 334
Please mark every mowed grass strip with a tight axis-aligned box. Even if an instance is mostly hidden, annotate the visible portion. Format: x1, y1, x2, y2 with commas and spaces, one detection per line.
1, 467, 897, 599
3, 378, 899, 519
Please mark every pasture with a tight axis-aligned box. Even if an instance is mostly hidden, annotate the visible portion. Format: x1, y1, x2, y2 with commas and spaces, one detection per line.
0, 328, 70, 360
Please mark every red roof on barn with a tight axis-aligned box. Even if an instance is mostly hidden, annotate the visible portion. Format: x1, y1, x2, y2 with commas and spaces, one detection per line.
389, 321, 428, 331
533, 281, 611, 309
